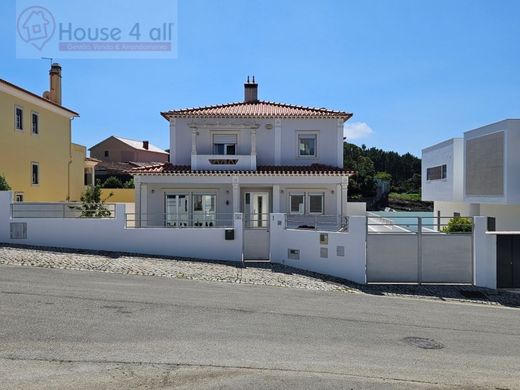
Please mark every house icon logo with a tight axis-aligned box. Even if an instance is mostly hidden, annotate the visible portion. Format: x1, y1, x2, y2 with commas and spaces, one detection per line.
17, 6, 56, 50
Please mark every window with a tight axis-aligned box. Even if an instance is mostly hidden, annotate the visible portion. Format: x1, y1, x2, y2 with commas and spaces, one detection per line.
213, 143, 236, 155
31, 112, 39, 134
298, 134, 317, 157
15, 106, 23, 130
15, 193, 24, 202
213, 134, 237, 155
193, 194, 216, 213
426, 164, 447, 181
290, 194, 305, 214
309, 193, 324, 214
104, 150, 110, 157
31, 162, 39, 185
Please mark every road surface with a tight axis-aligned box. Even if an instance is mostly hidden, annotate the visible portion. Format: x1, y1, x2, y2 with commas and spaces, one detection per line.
0, 265, 519, 389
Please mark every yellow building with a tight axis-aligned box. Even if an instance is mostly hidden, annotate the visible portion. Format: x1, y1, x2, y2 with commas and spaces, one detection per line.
0, 64, 94, 202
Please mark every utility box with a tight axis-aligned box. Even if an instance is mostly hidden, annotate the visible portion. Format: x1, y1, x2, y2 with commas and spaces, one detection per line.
225, 229, 235, 240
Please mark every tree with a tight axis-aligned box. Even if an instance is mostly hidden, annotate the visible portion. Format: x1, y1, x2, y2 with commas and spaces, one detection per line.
75, 185, 113, 218
374, 171, 392, 182
0, 174, 10, 191
102, 176, 124, 189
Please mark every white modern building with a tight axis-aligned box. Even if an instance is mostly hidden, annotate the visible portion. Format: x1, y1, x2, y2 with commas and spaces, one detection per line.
422, 119, 520, 230
130, 79, 354, 259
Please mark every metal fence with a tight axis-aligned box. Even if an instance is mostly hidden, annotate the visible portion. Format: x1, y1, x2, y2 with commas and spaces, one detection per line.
285, 214, 348, 232
367, 214, 474, 234
244, 213, 270, 229
366, 215, 474, 284
11, 202, 116, 219
125, 212, 234, 228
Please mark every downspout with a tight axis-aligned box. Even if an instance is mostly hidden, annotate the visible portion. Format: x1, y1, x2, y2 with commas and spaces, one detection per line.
67, 117, 74, 201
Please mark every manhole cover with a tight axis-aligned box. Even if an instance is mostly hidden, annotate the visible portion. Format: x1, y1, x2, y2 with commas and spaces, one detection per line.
402, 337, 445, 350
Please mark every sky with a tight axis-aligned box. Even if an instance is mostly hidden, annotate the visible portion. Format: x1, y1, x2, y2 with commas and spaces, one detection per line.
1, 0, 520, 157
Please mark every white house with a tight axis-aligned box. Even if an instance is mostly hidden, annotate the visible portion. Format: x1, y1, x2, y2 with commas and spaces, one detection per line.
422, 119, 520, 230
130, 79, 353, 259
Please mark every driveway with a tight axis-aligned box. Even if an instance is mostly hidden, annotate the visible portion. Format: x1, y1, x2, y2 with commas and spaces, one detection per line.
0, 265, 519, 389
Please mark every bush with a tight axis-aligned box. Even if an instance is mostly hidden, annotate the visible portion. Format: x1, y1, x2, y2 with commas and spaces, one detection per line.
123, 178, 135, 189
441, 216, 472, 233
374, 171, 392, 182
102, 176, 124, 189
388, 192, 421, 202
74, 185, 113, 218
0, 174, 10, 191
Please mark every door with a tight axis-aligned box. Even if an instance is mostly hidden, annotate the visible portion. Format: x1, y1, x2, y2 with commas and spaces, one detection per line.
243, 192, 270, 260
497, 235, 520, 288
165, 194, 189, 227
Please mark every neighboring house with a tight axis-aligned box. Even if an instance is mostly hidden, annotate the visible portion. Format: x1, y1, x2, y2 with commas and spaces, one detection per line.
89, 136, 169, 163
422, 119, 520, 230
0, 63, 94, 202
130, 78, 353, 259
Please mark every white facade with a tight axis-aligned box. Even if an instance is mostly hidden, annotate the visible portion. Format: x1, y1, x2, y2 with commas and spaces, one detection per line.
422, 138, 464, 202
132, 81, 354, 249
422, 119, 520, 230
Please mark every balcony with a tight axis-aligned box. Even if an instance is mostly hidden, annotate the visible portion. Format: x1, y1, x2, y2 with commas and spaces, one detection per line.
191, 154, 256, 171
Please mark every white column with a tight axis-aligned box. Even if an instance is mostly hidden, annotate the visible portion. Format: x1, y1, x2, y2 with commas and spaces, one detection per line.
274, 118, 282, 165
341, 176, 349, 216
232, 176, 240, 213
191, 129, 197, 155
337, 118, 344, 168
336, 184, 342, 217
169, 118, 176, 164
272, 185, 280, 213
140, 183, 148, 227
91, 167, 96, 186
251, 129, 257, 155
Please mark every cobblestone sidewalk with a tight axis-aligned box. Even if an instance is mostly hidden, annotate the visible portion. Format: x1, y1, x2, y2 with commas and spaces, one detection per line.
1, 244, 519, 307
0, 245, 353, 292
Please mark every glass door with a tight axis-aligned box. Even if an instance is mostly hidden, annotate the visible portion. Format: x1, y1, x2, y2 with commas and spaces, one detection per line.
165, 194, 189, 227
244, 192, 269, 228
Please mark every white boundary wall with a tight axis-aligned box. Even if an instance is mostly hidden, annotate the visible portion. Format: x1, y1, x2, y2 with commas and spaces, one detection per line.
269, 213, 366, 284
0, 192, 243, 262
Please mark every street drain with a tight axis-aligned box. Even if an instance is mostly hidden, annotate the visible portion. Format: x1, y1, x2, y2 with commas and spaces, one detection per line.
402, 337, 445, 350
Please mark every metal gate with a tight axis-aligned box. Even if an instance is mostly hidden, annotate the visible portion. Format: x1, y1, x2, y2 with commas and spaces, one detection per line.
497, 235, 520, 288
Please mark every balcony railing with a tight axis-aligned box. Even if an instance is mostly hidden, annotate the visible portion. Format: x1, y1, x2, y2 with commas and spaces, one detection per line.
191, 154, 256, 171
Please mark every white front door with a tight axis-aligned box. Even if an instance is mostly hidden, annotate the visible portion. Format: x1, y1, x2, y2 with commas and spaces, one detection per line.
165, 194, 189, 227
244, 191, 270, 260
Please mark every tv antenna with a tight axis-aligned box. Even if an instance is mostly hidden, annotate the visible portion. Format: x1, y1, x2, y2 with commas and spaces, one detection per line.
41, 57, 53, 66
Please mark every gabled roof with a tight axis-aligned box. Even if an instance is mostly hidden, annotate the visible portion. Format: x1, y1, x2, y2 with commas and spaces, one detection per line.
0, 79, 79, 116
128, 163, 353, 177
89, 136, 168, 154
161, 101, 352, 121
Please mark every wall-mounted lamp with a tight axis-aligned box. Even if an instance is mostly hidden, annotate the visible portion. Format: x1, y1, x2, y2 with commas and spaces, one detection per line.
331, 189, 335, 194
151, 189, 155, 194
226, 200, 230, 205
280, 189, 284, 194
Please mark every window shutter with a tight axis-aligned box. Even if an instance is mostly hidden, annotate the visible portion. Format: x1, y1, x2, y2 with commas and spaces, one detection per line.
213, 134, 237, 144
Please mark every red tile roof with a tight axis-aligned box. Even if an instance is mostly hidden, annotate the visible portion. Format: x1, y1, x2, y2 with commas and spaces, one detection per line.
161, 101, 352, 121
129, 163, 353, 176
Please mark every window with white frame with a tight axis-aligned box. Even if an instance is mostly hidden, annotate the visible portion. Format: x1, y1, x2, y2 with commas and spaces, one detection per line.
298, 133, 317, 157
31, 112, 39, 134
15, 106, 23, 130
213, 134, 237, 155
289, 193, 305, 214
308, 193, 324, 214
31, 162, 39, 185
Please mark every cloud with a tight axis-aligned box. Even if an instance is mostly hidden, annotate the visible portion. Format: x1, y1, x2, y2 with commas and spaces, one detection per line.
343, 122, 374, 140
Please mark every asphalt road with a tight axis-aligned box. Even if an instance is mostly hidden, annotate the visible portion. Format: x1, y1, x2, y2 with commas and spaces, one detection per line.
0, 265, 519, 389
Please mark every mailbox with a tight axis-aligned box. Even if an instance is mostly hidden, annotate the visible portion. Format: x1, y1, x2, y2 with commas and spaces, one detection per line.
225, 229, 235, 240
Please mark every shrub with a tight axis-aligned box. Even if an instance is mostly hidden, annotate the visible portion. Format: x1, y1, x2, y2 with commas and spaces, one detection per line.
123, 178, 135, 189
441, 216, 472, 233
0, 174, 10, 191
73, 185, 113, 218
102, 176, 124, 189
374, 171, 392, 182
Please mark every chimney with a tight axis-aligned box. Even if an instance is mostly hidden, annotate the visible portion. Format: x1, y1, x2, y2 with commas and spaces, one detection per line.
244, 76, 258, 103
143, 140, 149, 150
46, 63, 62, 105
